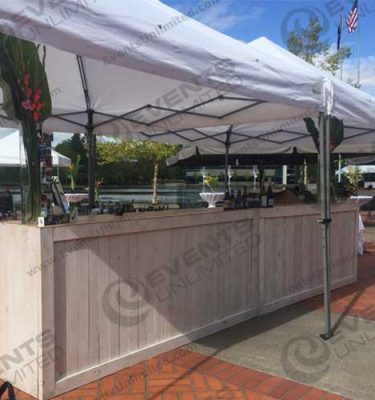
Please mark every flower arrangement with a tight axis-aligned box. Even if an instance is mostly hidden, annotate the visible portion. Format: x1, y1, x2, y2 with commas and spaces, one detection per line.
95, 179, 104, 202
0, 34, 52, 223
19, 74, 46, 123
67, 155, 81, 191
204, 174, 219, 192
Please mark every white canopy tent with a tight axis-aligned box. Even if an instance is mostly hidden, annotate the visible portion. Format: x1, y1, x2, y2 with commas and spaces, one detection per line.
0, 1, 328, 208
1, 1, 375, 339
0, 129, 71, 167
160, 37, 375, 340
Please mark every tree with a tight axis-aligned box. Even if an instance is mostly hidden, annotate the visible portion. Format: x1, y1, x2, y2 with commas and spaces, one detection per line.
287, 16, 351, 76
97, 140, 180, 203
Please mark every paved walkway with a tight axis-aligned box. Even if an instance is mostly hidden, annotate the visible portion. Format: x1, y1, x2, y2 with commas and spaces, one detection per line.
7, 239, 375, 400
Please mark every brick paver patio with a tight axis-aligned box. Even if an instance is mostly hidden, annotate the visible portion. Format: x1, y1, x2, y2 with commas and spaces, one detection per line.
8, 348, 347, 400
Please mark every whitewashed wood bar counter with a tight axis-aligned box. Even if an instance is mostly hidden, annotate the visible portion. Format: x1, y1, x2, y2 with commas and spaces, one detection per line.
0, 204, 358, 399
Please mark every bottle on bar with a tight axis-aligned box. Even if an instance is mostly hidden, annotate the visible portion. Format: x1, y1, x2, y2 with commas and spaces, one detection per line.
235, 190, 242, 209
223, 191, 230, 211
259, 181, 268, 208
230, 189, 235, 210
267, 178, 274, 208
242, 186, 248, 209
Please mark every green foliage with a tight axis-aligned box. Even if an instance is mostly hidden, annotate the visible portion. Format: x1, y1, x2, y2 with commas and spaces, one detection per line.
0, 34, 52, 223
203, 174, 219, 192
304, 117, 320, 151
67, 154, 81, 191
97, 140, 180, 165
96, 139, 181, 184
55, 134, 88, 186
344, 165, 362, 195
287, 16, 351, 75
0, 34, 51, 123
304, 116, 344, 152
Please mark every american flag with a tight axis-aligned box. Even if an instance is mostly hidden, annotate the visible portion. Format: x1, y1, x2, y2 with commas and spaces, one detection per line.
346, 0, 359, 33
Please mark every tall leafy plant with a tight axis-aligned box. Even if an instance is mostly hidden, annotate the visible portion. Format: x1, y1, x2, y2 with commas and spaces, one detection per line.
0, 34, 52, 223
304, 116, 344, 201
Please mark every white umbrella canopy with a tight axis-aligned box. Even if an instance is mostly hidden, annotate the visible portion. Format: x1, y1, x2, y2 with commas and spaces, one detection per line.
0, 0, 325, 137
166, 143, 375, 167
336, 165, 375, 175
0, 129, 71, 167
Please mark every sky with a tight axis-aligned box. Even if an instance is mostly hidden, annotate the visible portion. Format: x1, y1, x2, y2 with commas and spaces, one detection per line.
161, 0, 375, 95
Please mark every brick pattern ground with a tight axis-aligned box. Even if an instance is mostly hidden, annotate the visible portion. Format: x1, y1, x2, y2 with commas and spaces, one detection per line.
2, 348, 350, 400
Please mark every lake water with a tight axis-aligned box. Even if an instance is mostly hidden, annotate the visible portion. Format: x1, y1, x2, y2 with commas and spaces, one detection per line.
2, 182, 256, 209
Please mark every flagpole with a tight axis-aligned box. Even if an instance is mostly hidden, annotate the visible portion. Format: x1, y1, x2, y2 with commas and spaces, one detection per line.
357, 0, 361, 85
339, 7, 344, 81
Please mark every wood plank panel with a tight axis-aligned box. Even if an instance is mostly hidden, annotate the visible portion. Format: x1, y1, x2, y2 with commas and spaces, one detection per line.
259, 208, 358, 314
0, 224, 42, 398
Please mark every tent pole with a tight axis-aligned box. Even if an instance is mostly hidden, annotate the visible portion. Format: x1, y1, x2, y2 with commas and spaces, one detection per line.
87, 109, 96, 210
225, 143, 230, 192
319, 112, 333, 340
225, 126, 233, 192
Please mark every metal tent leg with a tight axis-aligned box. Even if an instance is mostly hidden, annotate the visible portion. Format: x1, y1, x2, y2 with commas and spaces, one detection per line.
88, 130, 96, 210
319, 113, 333, 340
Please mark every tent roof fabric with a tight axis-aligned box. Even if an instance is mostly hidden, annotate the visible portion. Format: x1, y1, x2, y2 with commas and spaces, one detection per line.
0, 0, 328, 136
0, 129, 71, 167
149, 37, 375, 148
0, 4, 374, 143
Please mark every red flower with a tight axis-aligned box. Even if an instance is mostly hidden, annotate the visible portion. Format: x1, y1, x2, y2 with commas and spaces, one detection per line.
23, 74, 30, 87
32, 111, 42, 122
25, 87, 33, 98
33, 88, 42, 103
21, 99, 34, 111
35, 101, 45, 111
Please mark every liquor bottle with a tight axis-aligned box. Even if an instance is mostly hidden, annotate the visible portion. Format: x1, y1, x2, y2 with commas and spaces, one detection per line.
223, 191, 230, 211
242, 186, 248, 208
267, 182, 274, 208
230, 189, 235, 210
235, 190, 242, 209
259, 182, 268, 208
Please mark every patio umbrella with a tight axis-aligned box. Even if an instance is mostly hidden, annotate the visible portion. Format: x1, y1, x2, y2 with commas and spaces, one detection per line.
166, 145, 375, 168
336, 165, 375, 175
